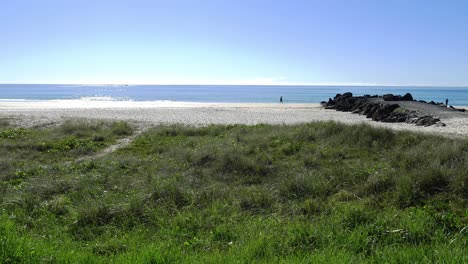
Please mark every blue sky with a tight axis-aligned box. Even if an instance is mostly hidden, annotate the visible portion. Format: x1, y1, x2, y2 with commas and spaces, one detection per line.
1, 0, 467, 86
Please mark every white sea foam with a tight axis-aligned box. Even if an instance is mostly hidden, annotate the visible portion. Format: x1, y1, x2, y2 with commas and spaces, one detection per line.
0, 99, 29, 102
59, 85, 84, 88
0, 98, 222, 109
77, 96, 122, 101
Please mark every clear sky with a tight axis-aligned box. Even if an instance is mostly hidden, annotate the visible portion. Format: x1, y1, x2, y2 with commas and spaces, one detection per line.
1, 0, 468, 86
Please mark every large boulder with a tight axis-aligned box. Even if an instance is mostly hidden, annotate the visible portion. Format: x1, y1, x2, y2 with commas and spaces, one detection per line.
415, 116, 440, 126
331, 93, 359, 111
383, 94, 396, 101
366, 104, 380, 118
382, 112, 409, 123
371, 104, 400, 121
360, 102, 375, 115
350, 98, 369, 112
402, 93, 413, 101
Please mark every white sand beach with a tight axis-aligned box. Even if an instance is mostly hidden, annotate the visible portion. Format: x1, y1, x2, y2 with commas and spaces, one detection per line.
1, 100, 468, 137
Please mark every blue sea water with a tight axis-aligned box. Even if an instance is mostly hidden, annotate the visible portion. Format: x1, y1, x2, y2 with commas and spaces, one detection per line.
1, 84, 468, 106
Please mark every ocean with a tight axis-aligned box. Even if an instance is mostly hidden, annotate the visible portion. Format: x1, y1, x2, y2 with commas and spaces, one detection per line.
1, 84, 468, 106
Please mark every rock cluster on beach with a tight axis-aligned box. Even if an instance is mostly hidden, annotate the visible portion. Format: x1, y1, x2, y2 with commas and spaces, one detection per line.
321, 92, 446, 127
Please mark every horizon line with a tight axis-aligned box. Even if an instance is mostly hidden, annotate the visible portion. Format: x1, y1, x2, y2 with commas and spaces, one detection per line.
1, 82, 468, 88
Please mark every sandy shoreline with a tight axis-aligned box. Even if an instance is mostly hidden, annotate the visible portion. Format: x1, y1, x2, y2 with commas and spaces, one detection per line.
1, 100, 468, 137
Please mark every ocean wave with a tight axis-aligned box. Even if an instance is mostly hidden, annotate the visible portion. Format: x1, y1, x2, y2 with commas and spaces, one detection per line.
0, 98, 182, 103
0, 99, 30, 102
77, 96, 122, 101
74, 97, 184, 103
59, 85, 84, 88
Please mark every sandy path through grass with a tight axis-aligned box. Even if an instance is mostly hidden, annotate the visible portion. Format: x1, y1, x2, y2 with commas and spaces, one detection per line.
76, 124, 147, 162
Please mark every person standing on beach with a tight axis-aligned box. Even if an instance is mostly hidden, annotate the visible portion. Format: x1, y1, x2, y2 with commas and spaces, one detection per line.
280, 96, 283, 103
446, 98, 449, 107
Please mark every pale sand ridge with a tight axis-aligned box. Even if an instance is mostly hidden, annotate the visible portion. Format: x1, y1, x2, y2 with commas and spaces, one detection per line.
1, 100, 468, 138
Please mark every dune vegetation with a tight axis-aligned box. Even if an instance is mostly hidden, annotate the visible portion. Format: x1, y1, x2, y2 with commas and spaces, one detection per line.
0, 119, 467, 263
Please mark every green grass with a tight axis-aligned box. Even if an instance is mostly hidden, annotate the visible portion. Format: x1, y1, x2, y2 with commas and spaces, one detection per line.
0, 120, 467, 263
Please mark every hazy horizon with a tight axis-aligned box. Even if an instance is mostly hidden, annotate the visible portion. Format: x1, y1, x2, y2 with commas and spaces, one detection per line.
2, 83, 468, 88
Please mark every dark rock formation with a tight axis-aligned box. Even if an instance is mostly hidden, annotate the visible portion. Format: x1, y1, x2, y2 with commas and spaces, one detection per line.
449, 106, 466, 112
383, 94, 396, 101
371, 104, 400, 121
323, 93, 445, 127
383, 93, 413, 102
413, 116, 441, 127
402, 93, 413, 101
